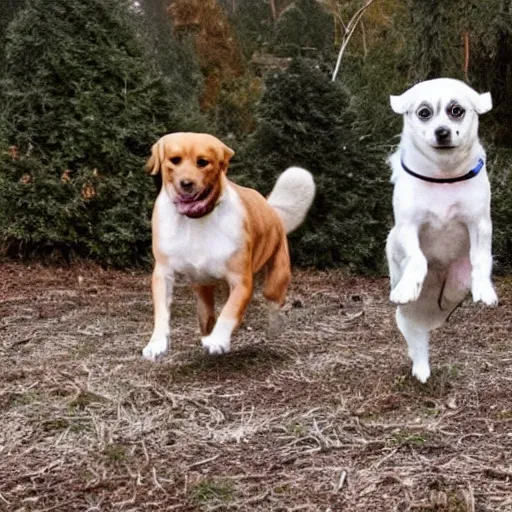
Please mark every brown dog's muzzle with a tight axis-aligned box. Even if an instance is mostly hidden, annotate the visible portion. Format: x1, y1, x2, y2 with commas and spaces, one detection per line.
174, 183, 219, 219
178, 179, 197, 195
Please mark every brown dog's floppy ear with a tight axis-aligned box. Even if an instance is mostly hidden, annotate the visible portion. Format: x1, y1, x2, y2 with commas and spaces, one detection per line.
220, 143, 235, 172
145, 140, 164, 175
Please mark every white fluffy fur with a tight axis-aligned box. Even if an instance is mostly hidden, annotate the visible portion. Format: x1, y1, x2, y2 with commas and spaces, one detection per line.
267, 167, 316, 234
386, 78, 497, 383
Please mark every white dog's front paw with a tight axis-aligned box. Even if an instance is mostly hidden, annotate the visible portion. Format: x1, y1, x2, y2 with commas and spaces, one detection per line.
390, 276, 424, 304
142, 334, 169, 361
390, 258, 427, 304
201, 333, 230, 355
472, 280, 498, 306
412, 361, 431, 383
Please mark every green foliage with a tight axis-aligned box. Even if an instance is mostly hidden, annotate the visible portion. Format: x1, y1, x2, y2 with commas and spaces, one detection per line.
222, 0, 274, 61
339, 1, 512, 144
0, 0, 204, 265
235, 59, 392, 273
407, 0, 508, 82
487, 146, 512, 274
272, 0, 335, 58
405, 0, 512, 145
190, 478, 234, 505
0, 0, 26, 73
1, 0, 511, 276
136, 0, 203, 101
340, 6, 409, 142
213, 74, 263, 139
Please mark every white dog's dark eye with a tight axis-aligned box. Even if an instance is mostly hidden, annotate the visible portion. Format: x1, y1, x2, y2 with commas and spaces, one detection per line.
197, 158, 209, 168
417, 107, 432, 120
449, 105, 465, 118
170, 156, 182, 165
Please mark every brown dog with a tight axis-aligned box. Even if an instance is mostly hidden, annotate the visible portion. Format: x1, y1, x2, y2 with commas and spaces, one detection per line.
142, 132, 315, 359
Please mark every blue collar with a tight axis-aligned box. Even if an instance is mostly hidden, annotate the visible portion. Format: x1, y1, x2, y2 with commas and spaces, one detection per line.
401, 157, 484, 184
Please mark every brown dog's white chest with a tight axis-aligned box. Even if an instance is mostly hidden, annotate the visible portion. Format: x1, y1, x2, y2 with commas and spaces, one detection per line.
152, 185, 245, 283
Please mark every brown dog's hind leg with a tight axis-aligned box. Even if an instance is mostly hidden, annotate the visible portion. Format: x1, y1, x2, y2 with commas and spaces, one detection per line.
263, 239, 291, 338
193, 285, 216, 336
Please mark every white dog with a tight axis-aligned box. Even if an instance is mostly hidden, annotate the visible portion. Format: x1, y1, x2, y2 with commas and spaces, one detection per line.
386, 78, 498, 383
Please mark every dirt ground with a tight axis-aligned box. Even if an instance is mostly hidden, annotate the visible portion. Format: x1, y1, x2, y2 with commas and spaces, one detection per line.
0, 262, 511, 512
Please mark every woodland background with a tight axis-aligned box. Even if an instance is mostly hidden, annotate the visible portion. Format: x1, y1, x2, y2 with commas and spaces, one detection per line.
1, 0, 512, 274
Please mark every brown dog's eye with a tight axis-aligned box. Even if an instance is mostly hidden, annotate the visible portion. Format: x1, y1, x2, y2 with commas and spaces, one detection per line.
170, 156, 182, 165
197, 158, 209, 168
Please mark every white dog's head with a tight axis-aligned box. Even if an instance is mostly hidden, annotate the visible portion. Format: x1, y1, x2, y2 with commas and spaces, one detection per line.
390, 78, 492, 155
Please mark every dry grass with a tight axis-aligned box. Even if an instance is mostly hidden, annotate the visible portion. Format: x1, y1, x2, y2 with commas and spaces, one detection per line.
1, 262, 512, 511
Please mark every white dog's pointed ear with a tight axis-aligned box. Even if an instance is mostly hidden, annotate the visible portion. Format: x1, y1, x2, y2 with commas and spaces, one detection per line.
466, 86, 492, 114
475, 92, 492, 114
390, 94, 408, 114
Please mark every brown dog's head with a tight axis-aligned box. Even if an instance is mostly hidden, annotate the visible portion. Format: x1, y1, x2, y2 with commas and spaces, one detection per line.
146, 132, 234, 218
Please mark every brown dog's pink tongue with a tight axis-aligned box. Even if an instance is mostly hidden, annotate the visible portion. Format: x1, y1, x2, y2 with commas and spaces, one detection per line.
175, 192, 216, 219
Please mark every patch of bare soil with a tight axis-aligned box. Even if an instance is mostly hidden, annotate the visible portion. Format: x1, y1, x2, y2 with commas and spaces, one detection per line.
1, 262, 511, 511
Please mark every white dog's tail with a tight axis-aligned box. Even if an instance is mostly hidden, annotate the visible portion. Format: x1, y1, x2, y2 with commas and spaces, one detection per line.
267, 166, 315, 234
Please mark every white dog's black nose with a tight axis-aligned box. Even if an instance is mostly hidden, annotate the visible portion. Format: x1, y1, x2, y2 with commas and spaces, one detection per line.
435, 126, 451, 143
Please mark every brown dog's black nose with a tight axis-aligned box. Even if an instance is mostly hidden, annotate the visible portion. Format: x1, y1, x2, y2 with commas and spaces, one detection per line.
179, 179, 196, 194
435, 126, 451, 143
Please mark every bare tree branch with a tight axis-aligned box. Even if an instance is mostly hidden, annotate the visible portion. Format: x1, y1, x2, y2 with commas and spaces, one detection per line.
332, 0, 377, 82
269, 0, 277, 23
361, 19, 368, 58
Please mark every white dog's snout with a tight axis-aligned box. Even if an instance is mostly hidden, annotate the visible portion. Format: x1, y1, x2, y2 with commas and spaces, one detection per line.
434, 125, 451, 141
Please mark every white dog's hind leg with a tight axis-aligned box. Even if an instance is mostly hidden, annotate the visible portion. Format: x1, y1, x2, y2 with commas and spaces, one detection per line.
396, 307, 431, 383
440, 257, 472, 309
468, 219, 498, 306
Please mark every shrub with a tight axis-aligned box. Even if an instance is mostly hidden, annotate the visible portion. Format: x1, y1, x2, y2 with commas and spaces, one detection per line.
234, 59, 393, 273
487, 146, 512, 274
0, 0, 204, 265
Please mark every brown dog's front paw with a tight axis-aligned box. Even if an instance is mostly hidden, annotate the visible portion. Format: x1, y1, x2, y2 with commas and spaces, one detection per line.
142, 334, 169, 361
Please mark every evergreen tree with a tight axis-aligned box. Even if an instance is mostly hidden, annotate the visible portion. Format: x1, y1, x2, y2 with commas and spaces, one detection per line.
0, 0, 26, 72
221, 0, 274, 61
272, 0, 334, 57
406, 0, 512, 144
235, 59, 392, 272
486, 146, 512, 274
136, 0, 202, 101
0, 0, 203, 265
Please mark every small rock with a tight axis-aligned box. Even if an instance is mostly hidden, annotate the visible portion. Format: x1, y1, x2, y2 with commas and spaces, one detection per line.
446, 397, 457, 410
